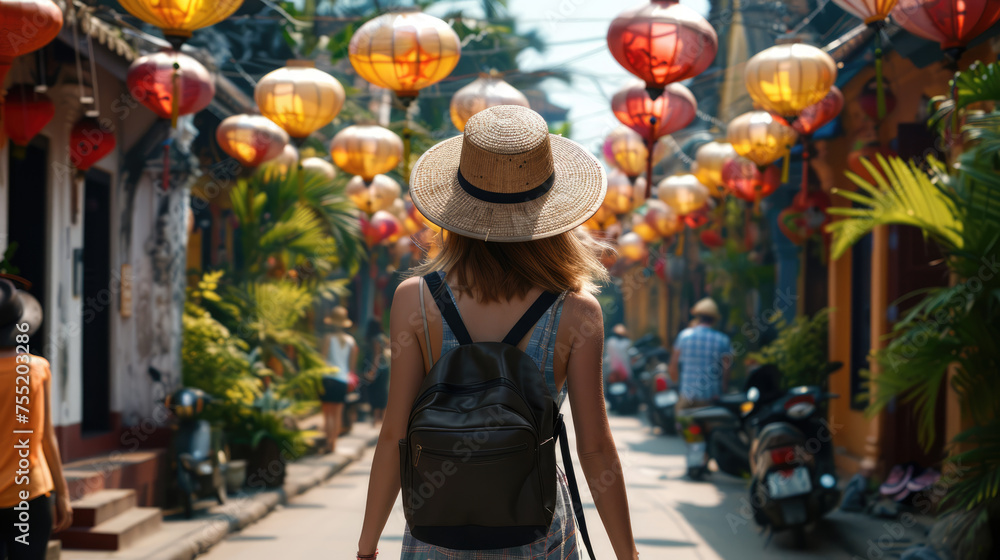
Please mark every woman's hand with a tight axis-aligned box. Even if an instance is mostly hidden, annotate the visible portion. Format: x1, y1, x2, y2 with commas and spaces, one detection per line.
53, 493, 73, 532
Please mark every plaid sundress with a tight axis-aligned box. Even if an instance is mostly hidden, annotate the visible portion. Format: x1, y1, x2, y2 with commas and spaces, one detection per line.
401, 272, 579, 560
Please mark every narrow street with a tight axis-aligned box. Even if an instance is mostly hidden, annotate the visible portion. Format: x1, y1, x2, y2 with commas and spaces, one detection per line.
201, 412, 856, 559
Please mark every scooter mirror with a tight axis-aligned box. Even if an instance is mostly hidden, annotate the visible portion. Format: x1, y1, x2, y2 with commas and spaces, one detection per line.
747, 387, 760, 402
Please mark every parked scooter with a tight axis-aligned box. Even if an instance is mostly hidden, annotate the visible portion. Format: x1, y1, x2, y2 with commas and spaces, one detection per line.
646, 364, 678, 435
165, 386, 227, 518
606, 370, 642, 415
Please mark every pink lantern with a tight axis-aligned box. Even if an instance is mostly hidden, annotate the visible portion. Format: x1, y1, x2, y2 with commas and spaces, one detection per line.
361, 210, 401, 247
793, 86, 844, 137
892, 0, 1000, 59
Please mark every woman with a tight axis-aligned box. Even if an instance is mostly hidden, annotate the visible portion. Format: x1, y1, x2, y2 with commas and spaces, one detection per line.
358, 106, 638, 559
362, 320, 390, 426
320, 306, 357, 454
0, 279, 73, 559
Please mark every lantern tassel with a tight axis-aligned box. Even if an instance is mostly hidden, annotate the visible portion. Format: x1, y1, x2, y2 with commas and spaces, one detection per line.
874, 30, 886, 121
170, 62, 180, 129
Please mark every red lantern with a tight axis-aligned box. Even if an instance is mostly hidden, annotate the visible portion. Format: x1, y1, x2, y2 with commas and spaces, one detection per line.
858, 77, 896, 122
683, 199, 714, 229
127, 50, 215, 125
607, 0, 718, 98
0, 0, 63, 87
892, 0, 1000, 59
3, 85, 54, 146
722, 156, 780, 204
360, 210, 401, 247
699, 229, 724, 248
70, 118, 116, 171
848, 143, 897, 186
793, 86, 844, 137
611, 81, 697, 141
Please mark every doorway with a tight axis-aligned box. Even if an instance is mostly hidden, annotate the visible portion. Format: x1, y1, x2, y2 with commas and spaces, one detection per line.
82, 170, 111, 433
7, 138, 49, 357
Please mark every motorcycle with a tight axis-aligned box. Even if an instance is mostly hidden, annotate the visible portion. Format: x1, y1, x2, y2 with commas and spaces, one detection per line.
745, 376, 841, 545
605, 369, 642, 415
165, 387, 228, 518
646, 364, 678, 435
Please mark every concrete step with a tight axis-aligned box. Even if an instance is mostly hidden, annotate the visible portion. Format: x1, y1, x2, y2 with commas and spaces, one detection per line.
46, 539, 60, 560
70, 489, 137, 528
63, 450, 166, 506
58, 507, 162, 551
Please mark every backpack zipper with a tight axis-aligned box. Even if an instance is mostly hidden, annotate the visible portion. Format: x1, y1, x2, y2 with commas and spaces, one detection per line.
414, 442, 529, 467
411, 377, 536, 422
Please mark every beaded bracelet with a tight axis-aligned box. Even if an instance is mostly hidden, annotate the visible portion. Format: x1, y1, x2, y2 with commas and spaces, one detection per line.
356, 550, 378, 559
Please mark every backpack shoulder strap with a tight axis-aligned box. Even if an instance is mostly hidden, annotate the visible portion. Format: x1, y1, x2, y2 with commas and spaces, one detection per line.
555, 414, 597, 560
423, 273, 473, 346
501, 291, 559, 346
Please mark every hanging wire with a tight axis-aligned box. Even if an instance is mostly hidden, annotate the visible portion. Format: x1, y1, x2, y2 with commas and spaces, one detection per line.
69, 5, 89, 107
84, 7, 102, 117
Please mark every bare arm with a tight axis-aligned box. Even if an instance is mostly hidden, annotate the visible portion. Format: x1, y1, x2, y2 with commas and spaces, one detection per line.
358, 279, 426, 555
565, 293, 638, 560
42, 372, 72, 532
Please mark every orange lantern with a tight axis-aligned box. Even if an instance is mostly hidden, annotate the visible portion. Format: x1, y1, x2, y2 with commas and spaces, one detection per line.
793, 86, 844, 137
361, 210, 402, 247
602, 126, 667, 179
450, 71, 529, 132
618, 232, 648, 262
605, 170, 646, 214
833, 0, 897, 25
300, 157, 337, 181
255, 60, 345, 139
727, 111, 798, 168
216, 114, 289, 168
348, 10, 461, 104
693, 141, 738, 197
657, 174, 709, 216
118, 0, 243, 48
643, 199, 680, 237
345, 174, 401, 215
632, 222, 660, 243
0, 0, 63, 87
583, 205, 618, 231
722, 155, 781, 212
330, 125, 403, 182
408, 199, 441, 233
744, 43, 837, 117
611, 81, 697, 142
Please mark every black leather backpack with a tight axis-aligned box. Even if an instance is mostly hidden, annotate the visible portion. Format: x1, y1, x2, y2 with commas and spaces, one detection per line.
399, 273, 596, 558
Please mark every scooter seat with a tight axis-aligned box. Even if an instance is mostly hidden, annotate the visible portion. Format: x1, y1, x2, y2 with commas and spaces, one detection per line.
755, 422, 805, 449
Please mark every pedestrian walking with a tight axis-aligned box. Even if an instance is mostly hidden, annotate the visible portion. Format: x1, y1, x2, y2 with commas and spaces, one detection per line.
0, 279, 73, 560
669, 297, 733, 413
362, 319, 390, 426
357, 106, 638, 560
320, 306, 358, 454
604, 324, 633, 386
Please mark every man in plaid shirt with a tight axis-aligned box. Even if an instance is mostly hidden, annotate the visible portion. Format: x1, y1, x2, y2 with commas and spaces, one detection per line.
669, 298, 732, 409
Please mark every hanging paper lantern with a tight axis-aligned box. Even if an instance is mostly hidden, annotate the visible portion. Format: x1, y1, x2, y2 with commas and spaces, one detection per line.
407, 198, 441, 233
300, 157, 337, 181
727, 111, 798, 168
632, 222, 660, 243
643, 199, 680, 237
793, 189, 831, 232
70, 117, 116, 171
450, 71, 529, 132
3, 85, 54, 147
361, 210, 402, 247
0, 0, 63, 87
657, 174, 710, 216
348, 10, 461, 104
832, 0, 897, 25
848, 143, 897, 185
604, 170, 646, 214
584, 204, 618, 231
892, 0, 1000, 60
258, 144, 299, 180
693, 141, 738, 197
399, 198, 426, 236
611, 81, 697, 141
255, 61, 345, 139
793, 86, 844, 137
700, 229, 725, 248
602, 126, 668, 178
617, 231, 648, 262
346, 174, 401, 215
127, 50, 215, 123
330, 125, 403, 182
722, 156, 781, 203
607, 0, 718, 98
683, 199, 714, 229
216, 114, 289, 168
744, 43, 837, 117
858, 77, 897, 122
117, 0, 244, 47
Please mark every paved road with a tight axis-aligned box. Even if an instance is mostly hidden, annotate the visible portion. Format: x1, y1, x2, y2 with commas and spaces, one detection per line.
201, 411, 856, 559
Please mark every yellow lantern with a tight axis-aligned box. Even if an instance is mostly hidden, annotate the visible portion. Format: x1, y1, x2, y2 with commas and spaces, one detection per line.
643, 199, 680, 237
300, 157, 337, 181
657, 174, 710, 216
215, 114, 289, 168
744, 43, 837, 117
330, 125, 403, 182
632, 222, 660, 243
118, 0, 243, 45
694, 141, 738, 197
583, 207, 618, 231
346, 174, 401, 215
603, 126, 649, 178
618, 232, 648, 262
604, 170, 645, 214
450, 71, 530, 131
348, 10, 461, 104
255, 60, 345, 139
258, 144, 298, 181
727, 111, 798, 168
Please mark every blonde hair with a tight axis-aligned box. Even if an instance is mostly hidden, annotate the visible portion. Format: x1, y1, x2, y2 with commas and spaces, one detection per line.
411, 229, 610, 302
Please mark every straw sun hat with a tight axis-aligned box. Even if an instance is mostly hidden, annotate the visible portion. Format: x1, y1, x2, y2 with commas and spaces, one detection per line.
324, 306, 353, 328
410, 105, 607, 242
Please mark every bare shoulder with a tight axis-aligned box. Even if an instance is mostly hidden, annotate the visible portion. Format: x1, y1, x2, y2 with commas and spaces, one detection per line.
390, 276, 425, 333
561, 291, 604, 342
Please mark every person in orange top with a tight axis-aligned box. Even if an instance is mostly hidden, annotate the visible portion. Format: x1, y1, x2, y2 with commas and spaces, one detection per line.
0, 279, 72, 559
